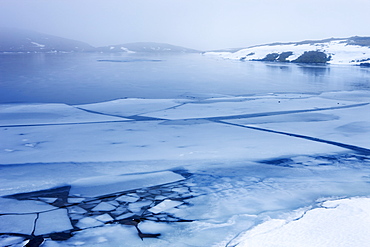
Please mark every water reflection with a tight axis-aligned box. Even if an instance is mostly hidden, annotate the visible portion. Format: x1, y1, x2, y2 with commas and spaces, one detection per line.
351, 81, 370, 90
297, 64, 330, 77
265, 63, 291, 72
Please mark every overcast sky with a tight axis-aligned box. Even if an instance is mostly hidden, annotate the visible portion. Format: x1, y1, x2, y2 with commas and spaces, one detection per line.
1, 0, 369, 50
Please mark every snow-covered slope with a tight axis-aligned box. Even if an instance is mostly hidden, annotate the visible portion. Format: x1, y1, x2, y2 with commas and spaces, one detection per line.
0, 28, 94, 53
0, 29, 199, 54
206, 37, 370, 65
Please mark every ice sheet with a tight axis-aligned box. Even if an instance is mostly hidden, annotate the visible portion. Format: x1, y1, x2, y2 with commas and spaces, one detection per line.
0, 115, 345, 165
77, 98, 185, 117
0, 103, 127, 126
226, 102, 370, 149
143, 96, 356, 120
1, 91, 370, 246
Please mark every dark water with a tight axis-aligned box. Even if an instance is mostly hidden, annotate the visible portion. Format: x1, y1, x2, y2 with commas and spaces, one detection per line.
1, 52, 370, 104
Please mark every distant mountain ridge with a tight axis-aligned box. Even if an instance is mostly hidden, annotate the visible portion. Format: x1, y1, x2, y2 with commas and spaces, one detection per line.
206, 37, 370, 65
0, 28, 199, 53
0, 28, 95, 52
2, 28, 370, 65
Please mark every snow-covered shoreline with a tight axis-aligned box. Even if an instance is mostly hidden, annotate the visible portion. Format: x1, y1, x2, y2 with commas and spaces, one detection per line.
205, 38, 370, 65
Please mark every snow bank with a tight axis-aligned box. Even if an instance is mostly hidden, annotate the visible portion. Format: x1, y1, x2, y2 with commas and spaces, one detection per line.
232, 197, 370, 247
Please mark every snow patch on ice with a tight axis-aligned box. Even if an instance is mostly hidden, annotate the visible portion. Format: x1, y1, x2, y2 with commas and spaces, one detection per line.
233, 197, 370, 247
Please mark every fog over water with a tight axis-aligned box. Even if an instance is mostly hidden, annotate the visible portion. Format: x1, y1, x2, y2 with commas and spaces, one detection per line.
1, 0, 370, 50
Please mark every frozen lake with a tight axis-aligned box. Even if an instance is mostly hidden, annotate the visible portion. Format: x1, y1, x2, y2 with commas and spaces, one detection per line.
1, 53, 370, 246
1, 53, 370, 104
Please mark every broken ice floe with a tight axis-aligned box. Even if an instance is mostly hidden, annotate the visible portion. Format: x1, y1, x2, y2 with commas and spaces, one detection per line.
0, 170, 194, 245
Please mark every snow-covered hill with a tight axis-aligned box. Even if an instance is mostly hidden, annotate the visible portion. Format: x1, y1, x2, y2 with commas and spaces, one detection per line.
0, 28, 94, 53
96, 42, 199, 54
205, 37, 370, 65
0, 29, 199, 54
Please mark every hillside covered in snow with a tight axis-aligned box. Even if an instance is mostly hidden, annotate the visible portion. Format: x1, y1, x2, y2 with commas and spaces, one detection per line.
206, 37, 370, 65
0, 28, 199, 54
0, 28, 95, 53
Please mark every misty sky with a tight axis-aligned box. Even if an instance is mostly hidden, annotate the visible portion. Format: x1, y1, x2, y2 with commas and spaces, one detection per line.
1, 0, 369, 50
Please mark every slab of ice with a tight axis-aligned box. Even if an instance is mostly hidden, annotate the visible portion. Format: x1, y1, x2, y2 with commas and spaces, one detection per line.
0, 103, 126, 126
0, 117, 345, 165
77, 98, 183, 117
95, 214, 114, 223
108, 200, 120, 207
227, 102, 370, 149
92, 202, 117, 212
148, 199, 183, 214
68, 206, 87, 214
68, 198, 85, 204
144, 96, 354, 120
34, 209, 73, 235
116, 195, 140, 203
115, 212, 135, 220
128, 200, 152, 213
233, 197, 370, 247
0, 214, 36, 235
70, 171, 184, 197
0, 198, 56, 214
76, 217, 104, 229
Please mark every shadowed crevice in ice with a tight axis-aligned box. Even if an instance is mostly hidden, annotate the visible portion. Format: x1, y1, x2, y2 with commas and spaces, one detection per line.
5, 186, 71, 206
217, 120, 370, 155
